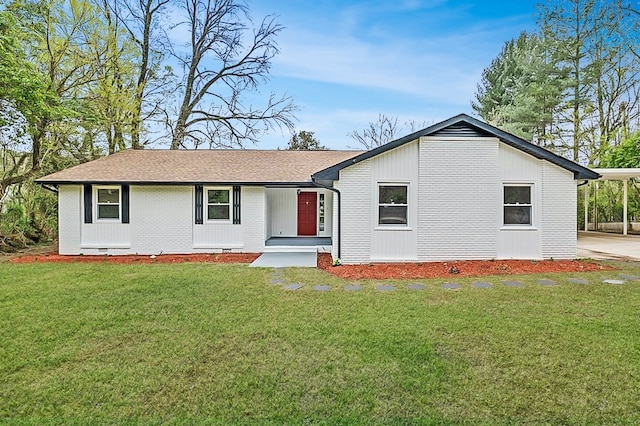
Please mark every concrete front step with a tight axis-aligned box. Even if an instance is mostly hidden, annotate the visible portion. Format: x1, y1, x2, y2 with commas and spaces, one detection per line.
263, 246, 320, 253
249, 251, 317, 267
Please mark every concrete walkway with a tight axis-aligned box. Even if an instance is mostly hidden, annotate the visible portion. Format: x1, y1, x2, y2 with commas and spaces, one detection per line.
266, 267, 639, 292
249, 252, 317, 268
577, 231, 640, 261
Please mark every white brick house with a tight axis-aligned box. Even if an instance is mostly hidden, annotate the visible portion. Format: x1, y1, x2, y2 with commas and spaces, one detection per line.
37, 114, 599, 262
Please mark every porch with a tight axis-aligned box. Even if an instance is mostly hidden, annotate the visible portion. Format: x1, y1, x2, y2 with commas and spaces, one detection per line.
266, 237, 331, 247
264, 237, 332, 253
265, 187, 334, 242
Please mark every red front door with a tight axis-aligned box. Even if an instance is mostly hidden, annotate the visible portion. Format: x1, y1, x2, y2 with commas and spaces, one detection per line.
297, 192, 317, 236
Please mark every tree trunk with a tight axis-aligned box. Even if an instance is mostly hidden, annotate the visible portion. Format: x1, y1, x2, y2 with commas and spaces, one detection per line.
572, 4, 581, 164
130, 98, 143, 149
130, 0, 154, 150
171, 114, 188, 149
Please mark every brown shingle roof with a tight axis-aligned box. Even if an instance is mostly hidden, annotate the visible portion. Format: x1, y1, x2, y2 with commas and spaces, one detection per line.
36, 149, 364, 184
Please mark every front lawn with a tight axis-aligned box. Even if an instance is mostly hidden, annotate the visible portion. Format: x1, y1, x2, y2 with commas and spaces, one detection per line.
1, 262, 639, 424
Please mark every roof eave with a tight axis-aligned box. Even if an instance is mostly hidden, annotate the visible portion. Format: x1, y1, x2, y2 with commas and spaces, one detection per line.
459, 116, 600, 181
35, 180, 319, 187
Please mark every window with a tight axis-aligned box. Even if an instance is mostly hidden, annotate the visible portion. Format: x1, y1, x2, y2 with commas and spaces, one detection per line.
207, 188, 230, 221
96, 186, 120, 220
503, 185, 532, 226
378, 185, 408, 225
319, 193, 325, 231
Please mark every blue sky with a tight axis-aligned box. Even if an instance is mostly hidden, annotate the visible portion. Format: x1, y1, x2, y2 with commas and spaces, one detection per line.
246, 0, 540, 149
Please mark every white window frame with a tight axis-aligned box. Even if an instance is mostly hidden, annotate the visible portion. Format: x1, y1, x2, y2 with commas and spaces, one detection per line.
503, 183, 534, 227
377, 183, 409, 227
205, 186, 232, 223
94, 185, 121, 222
318, 192, 325, 232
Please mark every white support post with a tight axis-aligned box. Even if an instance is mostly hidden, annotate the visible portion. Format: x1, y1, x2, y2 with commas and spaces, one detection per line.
594, 181, 598, 231
584, 182, 589, 232
623, 179, 628, 236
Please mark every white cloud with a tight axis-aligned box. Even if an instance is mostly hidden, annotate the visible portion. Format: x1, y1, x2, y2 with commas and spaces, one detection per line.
270, 8, 531, 106
274, 32, 477, 104
156, 1, 538, 150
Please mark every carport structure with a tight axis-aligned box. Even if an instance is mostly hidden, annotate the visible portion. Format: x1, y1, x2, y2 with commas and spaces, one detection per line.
584, 168, 640, 235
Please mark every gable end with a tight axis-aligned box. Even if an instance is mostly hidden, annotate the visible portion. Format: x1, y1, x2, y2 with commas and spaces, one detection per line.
431, 122, 493, 138
312, 114, 600, 182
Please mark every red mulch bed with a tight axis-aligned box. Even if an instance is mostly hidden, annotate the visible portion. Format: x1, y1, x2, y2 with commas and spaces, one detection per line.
9, 252, 260, 264
9, 251, 612, 279
317, 253, 611, 280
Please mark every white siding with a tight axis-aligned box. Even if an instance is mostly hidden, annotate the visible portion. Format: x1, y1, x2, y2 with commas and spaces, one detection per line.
81, 223, 131, 249
265, 191, 272, 240
541, 163, 577, 259
241, 187, 266, 252
497, 144, 543, 259
331, 192, 339, 259
418, 136, 500, 261
58, 185, 82, 255
337, 136, 569, 263
335, 160, 372, 264
370, 141, 419, 261
133, 186, 192, 253
192, 224, 243, 249
267, 188, 297, 237
62, 184, 265, 255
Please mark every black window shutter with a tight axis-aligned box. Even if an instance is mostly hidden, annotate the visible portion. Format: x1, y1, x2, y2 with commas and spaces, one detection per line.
83, 184, 93, 223
195, 185, 203, 224
233, 186, 241, 224
121, 185, 130, 223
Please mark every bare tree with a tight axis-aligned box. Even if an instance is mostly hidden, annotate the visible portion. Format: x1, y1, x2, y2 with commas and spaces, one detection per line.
620, 1, 640, 60
170, 0, 296, 149
538, 0, 640, 164
347, 114, 399, 150
348, 114, 430, 150
108, 0, 172, 149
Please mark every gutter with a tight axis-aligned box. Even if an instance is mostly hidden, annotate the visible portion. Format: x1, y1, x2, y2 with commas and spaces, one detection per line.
311, 179, 341, 260
34, 180, 320, 187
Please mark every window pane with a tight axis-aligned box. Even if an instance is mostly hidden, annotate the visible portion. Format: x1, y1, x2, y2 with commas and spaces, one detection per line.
208, 189, 229, 204
98, 204, 120, 219
379, 186, 407, 204
379, 206, 407, 224
504, 186, 530, 204
504, 206, 531, 225
97, 188, 119, 204
208, 205, 230, 220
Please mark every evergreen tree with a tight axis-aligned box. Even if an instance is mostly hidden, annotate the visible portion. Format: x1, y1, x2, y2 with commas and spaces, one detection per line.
286, 131, 326, 150
472, 31, 568, 146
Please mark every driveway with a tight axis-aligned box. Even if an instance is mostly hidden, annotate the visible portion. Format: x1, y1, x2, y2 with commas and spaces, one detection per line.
577, 231, 640, 261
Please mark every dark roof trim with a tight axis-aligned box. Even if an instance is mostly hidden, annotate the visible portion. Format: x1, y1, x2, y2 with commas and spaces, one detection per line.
312, 113, 601, 181
34, 180, 320, 188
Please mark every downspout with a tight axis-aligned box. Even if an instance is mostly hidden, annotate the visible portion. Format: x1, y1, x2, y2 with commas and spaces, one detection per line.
311, 179, 341, 259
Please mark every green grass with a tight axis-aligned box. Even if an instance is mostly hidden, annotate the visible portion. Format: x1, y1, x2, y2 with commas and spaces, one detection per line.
1, 262, 640, 424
